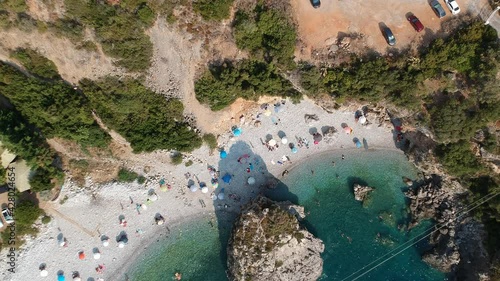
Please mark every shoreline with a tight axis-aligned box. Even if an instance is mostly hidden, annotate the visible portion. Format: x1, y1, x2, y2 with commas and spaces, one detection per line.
0, 98, 403, 281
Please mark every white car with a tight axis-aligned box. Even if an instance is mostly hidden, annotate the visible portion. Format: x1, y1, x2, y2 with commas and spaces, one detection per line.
446, 0, 461, 15
2, 209, 14, 224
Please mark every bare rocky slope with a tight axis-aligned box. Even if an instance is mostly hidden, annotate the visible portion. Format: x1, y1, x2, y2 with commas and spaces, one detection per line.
227, 196, 324, 281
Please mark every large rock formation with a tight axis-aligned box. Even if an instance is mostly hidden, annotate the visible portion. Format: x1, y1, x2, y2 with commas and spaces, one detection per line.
353, 183, 374, 202
227, 196, 324, 281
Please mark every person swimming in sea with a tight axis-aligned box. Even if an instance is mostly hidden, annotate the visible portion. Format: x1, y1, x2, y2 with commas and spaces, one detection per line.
341, 154, 345, 160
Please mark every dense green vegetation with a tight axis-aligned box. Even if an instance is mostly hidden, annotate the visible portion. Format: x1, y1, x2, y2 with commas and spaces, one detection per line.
170, 152, 183, 165
64, 0, 154, 71
195, 60, 301, 110
0, 62, 111, 148
0, 0, 27, 13
193, 0, 234, 21
203, 133, 218, 152
79, 76, 202, 152
1, 200, 44, 249
0, 108, 62, 192
233, 4, 296, 67
10, 48, 60, 79
117, 168, 139, 182
435, 140, 484, 177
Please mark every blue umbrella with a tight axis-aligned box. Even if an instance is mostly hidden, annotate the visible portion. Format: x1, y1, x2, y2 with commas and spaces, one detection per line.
355, 140, 362, 148
222, 174, 232, 183
232, 128, 242, 137
291, 147, 298, 153
57, 275, 65, 281
220, 151, 227, 159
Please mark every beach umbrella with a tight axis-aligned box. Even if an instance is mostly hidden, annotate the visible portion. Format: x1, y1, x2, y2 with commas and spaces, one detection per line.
212, 182, 218, 189
222, 174, 232, 184
343, 126, 352, 134
220, 151, 227, 159
93, 252, 101, 260
118, 241, 125, 248
58, 275, 66, 281
189, 185, 198, 192
149, 194, 158, 201
40, 270, 48, 277
291, 147, 298, 154
274, 104, 284, 113
232, 127, 242, 137
201, 186, 209, 193
355, 140, 362, 148
264, 110, 272, 116
59, 241, 65, 247
268, 139, 277, 146
281, 137, 288, 144
78, 251, 85, 260
217, 192, 225, 200
313, 134, 322, 143
159, 178, 165, 186
73, 277, 81, 281
359, 115, 367, 124
102, 240, 109, 247
247, 177, 255, 185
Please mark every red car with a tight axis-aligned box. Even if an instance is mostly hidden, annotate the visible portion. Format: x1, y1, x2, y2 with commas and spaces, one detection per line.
407, 15, 424, 32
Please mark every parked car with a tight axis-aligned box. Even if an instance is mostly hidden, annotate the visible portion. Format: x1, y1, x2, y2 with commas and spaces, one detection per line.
446, 0, 461, 15
430, 0, 446, 18
382, 27, 396, 46
407, 15, 424, 32
310, 0, 321, 8
2, 209, 14, 224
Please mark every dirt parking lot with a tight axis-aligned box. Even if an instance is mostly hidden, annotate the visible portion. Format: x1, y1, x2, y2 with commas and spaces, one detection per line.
291, 0, 491, 58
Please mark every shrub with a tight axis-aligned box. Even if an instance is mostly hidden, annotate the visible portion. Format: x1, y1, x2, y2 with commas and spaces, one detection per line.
171, 153, 183, 165
435, 140, 484, 177
203, 133, 218, 152
10, 48, 60, 79
233, 5, 296, 68
117, 168, 139, 182
195, 60, 301, 110
0, 0, 27, 13
80, 76, 202, 152
193, 0, 234, 21
64, 0, 154, 72
41, 215, 51, 224
185, 160, 193, 167
137, 175, 146, 184
0, 62, 111, 148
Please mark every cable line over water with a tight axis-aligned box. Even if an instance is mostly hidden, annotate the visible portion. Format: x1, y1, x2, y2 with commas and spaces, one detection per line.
341, 190, 500, 281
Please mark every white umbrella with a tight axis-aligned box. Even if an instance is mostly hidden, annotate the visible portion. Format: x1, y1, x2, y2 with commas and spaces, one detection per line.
141, 204, 148, 210
102, 240, 109, 247
189, 185, 198, 192
281, 137, 288, 144
118, 241, 125, 248
59, 241, 65, 247
157, 220, 164, 225
73, 277, 81, 281
217, 192, 225, 200
93, 252, 101, 260
201, 186, 209, 193
268, 139, 277, 146
149, 194, 158, 201
40, 270, 48, 277
247, 177, 256, 185
359, 115, 367, 124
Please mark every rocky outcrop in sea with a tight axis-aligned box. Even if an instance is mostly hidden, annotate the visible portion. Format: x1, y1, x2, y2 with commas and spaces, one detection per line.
227, 196, 324, 281
353, 183, 374, 203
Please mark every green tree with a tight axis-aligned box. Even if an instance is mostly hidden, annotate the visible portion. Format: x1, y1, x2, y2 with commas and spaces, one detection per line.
10, 48, 60, 79
80, 76, 202, 152
193, 0, 233, 21
435, 140, 484, 177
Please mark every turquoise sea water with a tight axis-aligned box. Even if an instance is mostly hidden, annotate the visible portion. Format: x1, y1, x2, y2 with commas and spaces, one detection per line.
127, 149, 446, 281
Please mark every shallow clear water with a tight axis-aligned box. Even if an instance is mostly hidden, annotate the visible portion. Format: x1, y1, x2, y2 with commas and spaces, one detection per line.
127, 150, 446, 281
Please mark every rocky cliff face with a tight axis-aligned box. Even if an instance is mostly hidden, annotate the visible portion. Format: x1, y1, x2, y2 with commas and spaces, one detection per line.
227, 196, 324, 281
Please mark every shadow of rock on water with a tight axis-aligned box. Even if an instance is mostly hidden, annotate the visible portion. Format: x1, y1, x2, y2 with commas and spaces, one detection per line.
213, 141, 299, 276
